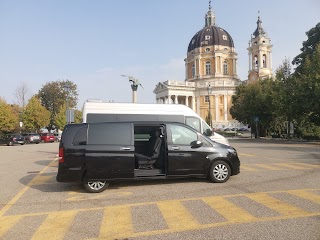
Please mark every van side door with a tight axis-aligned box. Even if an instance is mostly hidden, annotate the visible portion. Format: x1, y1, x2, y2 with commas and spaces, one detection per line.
85, 123, 135, 180
166, 123, 209, 176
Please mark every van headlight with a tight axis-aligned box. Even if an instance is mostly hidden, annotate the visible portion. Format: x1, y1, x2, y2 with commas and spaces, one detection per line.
227, 148, 237, 156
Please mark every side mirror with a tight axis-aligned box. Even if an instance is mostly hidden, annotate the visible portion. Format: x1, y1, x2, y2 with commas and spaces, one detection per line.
190, 140, 203, 148
203, 129, 213, 136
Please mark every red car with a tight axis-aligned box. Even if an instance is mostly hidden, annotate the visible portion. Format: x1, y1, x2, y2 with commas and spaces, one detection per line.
40, 133, 55, 143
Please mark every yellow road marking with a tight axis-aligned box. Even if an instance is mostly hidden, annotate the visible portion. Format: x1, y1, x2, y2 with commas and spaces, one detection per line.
288, 190, 320, 204
254, 164, 284, 170
66, 191, 133, 202
240, 165, 259, 171
246, 193, 308, 215
203, 196, 256, 222
293, 162, 320, 168
99, 205, 133, 240
0, 215, 23, 238
32, 211, 77, 240
0, 159, 57, 218
157, 201, 200, 230
273, 163, 309, 170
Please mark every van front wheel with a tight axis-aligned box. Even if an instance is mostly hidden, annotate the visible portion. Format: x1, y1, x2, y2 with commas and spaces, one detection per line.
208, 161, 231, 183
84, 180, 109, 193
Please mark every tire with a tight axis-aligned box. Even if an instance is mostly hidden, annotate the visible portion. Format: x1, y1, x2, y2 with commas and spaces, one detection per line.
84, 180, 109, 193
208, 160, 231, 183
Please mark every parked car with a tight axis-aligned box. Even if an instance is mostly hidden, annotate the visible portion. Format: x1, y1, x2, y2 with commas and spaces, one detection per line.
57, 121, 240, 193
0, 134, 25, 146
40, 133, 55, 143
54, 133, 62, 142
21, 133, 41, 144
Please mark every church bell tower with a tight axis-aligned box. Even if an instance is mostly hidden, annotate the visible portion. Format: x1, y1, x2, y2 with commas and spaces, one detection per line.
248, 16, 273, 81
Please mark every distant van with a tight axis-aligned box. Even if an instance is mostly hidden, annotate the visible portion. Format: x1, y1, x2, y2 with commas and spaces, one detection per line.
82, 100, 230, 146
57, 121, 240, 193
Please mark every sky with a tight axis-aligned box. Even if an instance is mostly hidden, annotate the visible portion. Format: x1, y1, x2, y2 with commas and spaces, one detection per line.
0, 0, 319, 109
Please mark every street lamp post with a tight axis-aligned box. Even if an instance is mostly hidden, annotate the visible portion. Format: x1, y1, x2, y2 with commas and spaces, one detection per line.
207, 84, 212, 127
64, 84, 71, 124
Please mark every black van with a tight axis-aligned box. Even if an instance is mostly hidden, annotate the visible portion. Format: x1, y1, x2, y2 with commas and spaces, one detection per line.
57, 122, 240, 193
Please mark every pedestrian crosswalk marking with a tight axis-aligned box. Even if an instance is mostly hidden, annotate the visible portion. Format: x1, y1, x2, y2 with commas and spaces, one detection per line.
273, 163, 309, 170
0, 215, 23, 238
240, 165, 259, 171
253, 164, 284, 170
157, 200, 200, 230
32, 211, 77, 240
288, 190, 320, 204
99, 205, 134, 239
246, 193, 308, 216
0, 189, 319, 239
203, 196, 256, 222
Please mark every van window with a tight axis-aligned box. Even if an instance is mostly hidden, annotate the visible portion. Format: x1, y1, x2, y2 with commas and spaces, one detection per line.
73, 127, 87, 145
185, 117, 201, 132
88, 123, 132, 145
202, 121, 212, 135
168, 124, 198, 145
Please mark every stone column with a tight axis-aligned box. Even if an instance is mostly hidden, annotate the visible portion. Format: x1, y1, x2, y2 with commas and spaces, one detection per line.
185, 96, 189, 107
215, 95, 219, 121
192, 97, 196, 111
224, 95, 228, 121
196, 96, 200, 115
174, 95, 178, 104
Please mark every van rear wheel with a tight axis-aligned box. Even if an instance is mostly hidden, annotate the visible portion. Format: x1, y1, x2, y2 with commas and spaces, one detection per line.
84, 180, 109, 193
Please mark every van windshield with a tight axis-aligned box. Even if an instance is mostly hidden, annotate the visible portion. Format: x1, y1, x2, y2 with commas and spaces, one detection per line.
185, 117, 201, 132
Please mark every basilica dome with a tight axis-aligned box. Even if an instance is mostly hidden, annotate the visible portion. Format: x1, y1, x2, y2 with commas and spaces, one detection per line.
187, 25, 234, 53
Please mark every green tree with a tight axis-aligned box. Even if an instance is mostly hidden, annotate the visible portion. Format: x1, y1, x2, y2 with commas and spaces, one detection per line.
230, 79, 276, 137
0, 98, 17, 133
292, 22, 320, 73
55, 104, 83, 131
22, 96, 50, 132
37, 79, 78, 130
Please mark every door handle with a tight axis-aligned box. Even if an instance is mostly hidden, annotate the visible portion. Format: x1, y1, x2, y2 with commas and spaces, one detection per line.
171, 146, 180, 150
121, 147, 131, 151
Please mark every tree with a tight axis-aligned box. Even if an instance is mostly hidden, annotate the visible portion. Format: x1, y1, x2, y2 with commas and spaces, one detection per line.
55, 104, 83, 131
230, 79, 277, 137
0, 98, 17, 133
22, 96, 50, 132
292, 22, 320, 72
37, 79, 78, 130
14, 82, 31, 109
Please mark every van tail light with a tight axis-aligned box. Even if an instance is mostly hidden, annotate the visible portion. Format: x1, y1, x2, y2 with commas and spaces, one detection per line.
59, 148, 64, 163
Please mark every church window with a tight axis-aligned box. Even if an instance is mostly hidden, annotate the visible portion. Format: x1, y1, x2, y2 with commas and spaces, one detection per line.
205, 61, 211, 75
223, 35, 227, 40
254, 41, 258, 45
192, 39, 195, 44
206, 48, 210, 52
262, 40, 266, 44
205, 96, 209, 103
219, 96, 223, 104
263, 54, 267, 68
205, 35, 211, 40
206, 28, 211, 32
254, 55, 258, 69
224, 48, 228, 51
192, 64, 195, 77
223, 60, 228, 75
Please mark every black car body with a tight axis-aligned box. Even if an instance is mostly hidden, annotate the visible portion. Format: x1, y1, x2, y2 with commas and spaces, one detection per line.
21, 133, 41, 144
0, 134, 25, 146
57, 122, 240, 192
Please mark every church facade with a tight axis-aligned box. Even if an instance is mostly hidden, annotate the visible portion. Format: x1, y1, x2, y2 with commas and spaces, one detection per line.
153, 2, 272, 128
